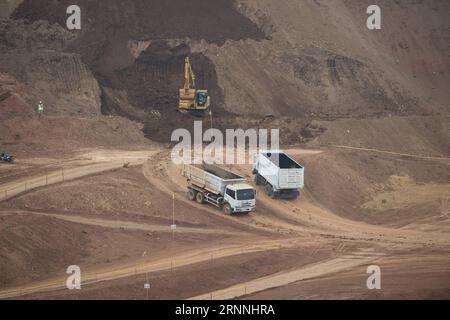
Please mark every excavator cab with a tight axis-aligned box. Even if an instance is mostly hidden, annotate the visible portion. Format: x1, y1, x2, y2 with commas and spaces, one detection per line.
178, 57, 210, 116
196, 91, 208, 107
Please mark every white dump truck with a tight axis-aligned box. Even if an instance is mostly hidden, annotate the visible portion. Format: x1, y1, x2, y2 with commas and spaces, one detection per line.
252, 151, 304, 199
182, 164, 256, 215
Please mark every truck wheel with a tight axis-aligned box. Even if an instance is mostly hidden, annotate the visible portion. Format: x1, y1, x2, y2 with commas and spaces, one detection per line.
223, 203, 233, 215
254, 174, 262, 186
265, 184, 275, 198
187, 189, 197, 201
196, 192, 205, 204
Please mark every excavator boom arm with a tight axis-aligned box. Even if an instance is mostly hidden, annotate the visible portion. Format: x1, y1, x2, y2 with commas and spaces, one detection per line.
184, 57, 196, 90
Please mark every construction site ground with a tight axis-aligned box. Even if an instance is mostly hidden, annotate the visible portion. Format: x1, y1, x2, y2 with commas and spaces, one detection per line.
0, 144, 449, 300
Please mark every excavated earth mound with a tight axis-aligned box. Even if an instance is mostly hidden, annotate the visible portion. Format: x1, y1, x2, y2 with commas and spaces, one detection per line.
3, 0, 450, 147
11, 0, 266, 142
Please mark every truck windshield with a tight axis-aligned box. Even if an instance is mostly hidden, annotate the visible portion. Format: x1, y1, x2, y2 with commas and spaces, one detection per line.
236, 189, 255, 200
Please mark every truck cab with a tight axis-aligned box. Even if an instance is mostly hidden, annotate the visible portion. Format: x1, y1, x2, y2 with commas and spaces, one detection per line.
182, 164, 256, 215
223, 184, 256, 215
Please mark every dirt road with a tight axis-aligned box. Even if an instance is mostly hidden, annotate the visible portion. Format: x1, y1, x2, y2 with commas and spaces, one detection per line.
0, 238, 298, 299
189, 249, 384, 300
0, 150, 156, 202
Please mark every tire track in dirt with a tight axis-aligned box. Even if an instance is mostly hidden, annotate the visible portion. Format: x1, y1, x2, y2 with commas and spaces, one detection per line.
0, 150, 157, 202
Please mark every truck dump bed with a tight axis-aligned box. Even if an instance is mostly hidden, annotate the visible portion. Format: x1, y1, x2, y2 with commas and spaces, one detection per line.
182, 164, 245, 195
262, 152, 302, 169
254, 152, 304, 190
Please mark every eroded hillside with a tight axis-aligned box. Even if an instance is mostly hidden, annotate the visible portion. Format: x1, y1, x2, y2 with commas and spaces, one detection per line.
1, 0, 449, 148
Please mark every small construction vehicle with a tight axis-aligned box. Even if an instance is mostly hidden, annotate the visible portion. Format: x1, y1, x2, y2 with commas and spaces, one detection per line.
182, 163, 256, 215
178, 57, 210, 116
0, 151, 15, 163
253, 151, 304, 199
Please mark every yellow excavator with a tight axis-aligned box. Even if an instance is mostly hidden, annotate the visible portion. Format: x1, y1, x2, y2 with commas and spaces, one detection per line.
179, 57, 210, 116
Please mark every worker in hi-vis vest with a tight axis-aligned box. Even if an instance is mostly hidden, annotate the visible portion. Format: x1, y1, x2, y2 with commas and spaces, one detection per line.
37, 101, 44, 117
